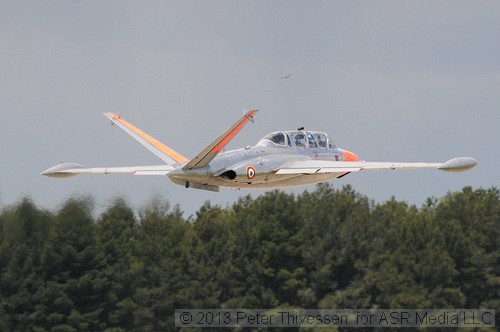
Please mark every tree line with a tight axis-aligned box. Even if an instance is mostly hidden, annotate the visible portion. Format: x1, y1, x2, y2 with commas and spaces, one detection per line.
0, 184, 498, 331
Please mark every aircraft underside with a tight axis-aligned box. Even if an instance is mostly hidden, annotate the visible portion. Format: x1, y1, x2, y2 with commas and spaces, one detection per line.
168, 172, 347, 191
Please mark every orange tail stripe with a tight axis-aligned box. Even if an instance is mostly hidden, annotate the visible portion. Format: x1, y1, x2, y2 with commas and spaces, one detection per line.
107, 112, 189, 164
212, 110, 257, 153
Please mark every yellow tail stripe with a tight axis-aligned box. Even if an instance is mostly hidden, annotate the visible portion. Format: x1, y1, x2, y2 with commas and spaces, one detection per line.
106, 112, 189, 164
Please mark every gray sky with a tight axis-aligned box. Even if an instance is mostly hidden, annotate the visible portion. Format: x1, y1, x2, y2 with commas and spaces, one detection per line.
1, 1, 499, 217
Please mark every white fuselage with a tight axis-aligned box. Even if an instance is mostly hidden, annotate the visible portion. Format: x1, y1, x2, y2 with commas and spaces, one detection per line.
168, 137, 355, 190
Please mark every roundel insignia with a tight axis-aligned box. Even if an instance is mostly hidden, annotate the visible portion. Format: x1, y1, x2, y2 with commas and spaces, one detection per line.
246, 166, 256, 179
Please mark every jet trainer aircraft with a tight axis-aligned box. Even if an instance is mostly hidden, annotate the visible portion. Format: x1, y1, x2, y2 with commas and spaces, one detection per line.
42, 110, 477, 192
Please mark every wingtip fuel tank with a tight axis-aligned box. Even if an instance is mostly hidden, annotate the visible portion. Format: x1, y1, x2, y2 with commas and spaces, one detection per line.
41, 163, 83, 178
438, 157, 478, 172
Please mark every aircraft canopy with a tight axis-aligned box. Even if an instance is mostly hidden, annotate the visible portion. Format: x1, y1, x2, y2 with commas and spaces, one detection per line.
257, 131, 336, 149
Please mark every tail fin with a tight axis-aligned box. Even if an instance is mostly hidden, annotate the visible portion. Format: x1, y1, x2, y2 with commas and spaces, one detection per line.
103, 112, 188, 165
182, 109, 259, 170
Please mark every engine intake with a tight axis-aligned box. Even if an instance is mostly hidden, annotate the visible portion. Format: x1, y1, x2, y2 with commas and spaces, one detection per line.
219, 170, 237, 180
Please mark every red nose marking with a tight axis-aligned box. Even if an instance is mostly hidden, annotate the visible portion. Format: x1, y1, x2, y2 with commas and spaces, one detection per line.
341, 149, 360, 162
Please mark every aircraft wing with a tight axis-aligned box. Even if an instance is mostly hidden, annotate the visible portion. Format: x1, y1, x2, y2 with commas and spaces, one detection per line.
182, 109, 259, 170
41, 163, 175, 178
276, 157, 478, 174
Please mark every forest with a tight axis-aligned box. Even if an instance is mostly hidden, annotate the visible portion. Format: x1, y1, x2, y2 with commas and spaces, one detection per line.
0, 184, 498, 331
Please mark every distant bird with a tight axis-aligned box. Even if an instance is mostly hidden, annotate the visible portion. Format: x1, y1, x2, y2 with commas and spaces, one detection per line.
280, 73, 293, 79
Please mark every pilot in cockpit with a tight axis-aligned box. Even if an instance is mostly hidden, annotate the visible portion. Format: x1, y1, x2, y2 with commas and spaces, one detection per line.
314, 133, 327, 148
307, 133, 317, 148
294, 133, 306, 147
275, 133, 285, 145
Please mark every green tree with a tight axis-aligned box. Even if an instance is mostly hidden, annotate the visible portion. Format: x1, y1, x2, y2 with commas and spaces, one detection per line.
37, 197, 104, 331
225, 191, 305, 308
0, 198, 51, 331
299, 184, 372, 307
434, 187, 500, 323
94, 198, 139, 329
132, 198, 190, 331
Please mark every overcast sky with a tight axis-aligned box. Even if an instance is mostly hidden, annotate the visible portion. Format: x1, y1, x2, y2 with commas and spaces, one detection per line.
1, 1, 499, 217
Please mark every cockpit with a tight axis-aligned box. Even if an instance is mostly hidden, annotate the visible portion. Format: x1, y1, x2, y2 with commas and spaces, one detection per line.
257, 130, 336, 149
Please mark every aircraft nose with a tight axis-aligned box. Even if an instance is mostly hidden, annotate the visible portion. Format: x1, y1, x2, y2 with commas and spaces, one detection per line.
340, 149, 360, 162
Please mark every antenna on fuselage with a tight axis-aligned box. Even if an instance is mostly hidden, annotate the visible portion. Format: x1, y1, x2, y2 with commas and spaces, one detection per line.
298, 126, 304, 131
